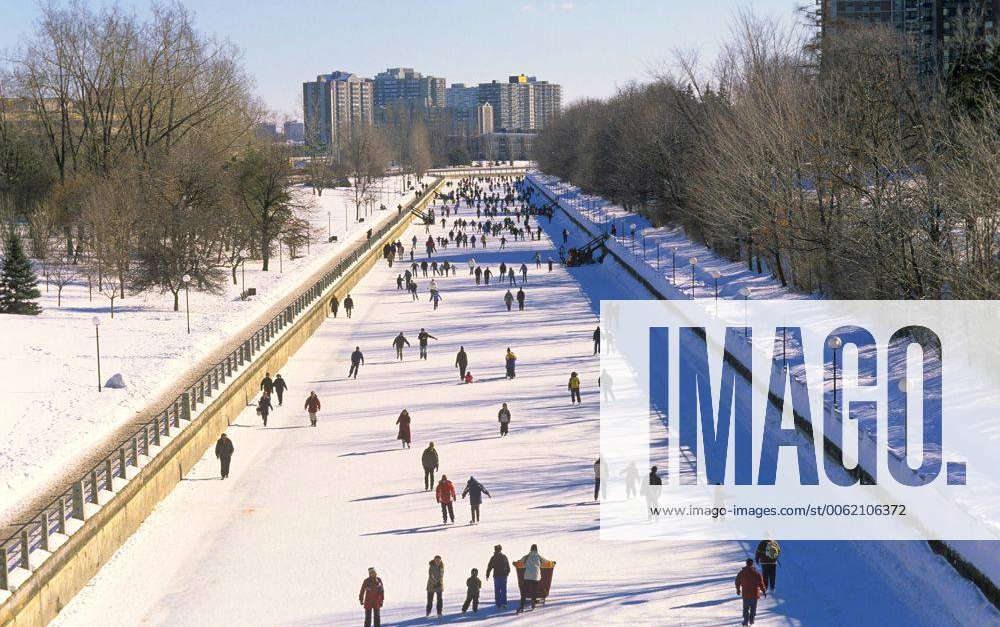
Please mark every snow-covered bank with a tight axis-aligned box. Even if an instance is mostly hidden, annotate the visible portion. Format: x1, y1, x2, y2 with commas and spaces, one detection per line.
0, 176, 429, 525
526, 171, 1000, 599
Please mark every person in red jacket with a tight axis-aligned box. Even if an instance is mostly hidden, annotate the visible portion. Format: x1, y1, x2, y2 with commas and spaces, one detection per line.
735, 558, 767, 626
359, 567, 384, 627
436, 475, 457, 524
304, 391, 321, 427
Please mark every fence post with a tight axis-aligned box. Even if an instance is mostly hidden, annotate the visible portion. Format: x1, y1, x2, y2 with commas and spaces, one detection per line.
0, 547, 8, 590
19, 530, 29, 568
119, 448, 127, 479
57, 497, 66, 533
71, 481, 85, 520
105, 458, 113, 490
163, 410, 171, 438
181, 392, 191, 421
131, 437, 138, 468
89, 470, 99, 503
199, 379, 206, 404
39, 513, 49, 552
152, 419, 161, 447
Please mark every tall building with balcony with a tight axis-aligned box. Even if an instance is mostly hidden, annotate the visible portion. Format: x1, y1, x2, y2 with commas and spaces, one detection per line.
373, 67, 446, 111
302, 71, 374, 153
475, 102, 494, 135
477, 74, 561, 132
819, 0, 999, 74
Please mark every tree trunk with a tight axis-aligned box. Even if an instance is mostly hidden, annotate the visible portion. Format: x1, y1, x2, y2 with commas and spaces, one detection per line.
172, 290, 180, 312
261, 234, 270, 272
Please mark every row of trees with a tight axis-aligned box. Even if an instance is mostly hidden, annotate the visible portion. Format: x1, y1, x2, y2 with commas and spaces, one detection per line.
0, 2, 304, 314
534, 11, 1000, 299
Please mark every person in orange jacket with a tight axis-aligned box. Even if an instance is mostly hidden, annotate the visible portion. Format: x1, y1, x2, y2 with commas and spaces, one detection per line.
436, 475, 457, 524
358, 567, 384, 627
735, 558, 767, 626
304, 391, 321, 427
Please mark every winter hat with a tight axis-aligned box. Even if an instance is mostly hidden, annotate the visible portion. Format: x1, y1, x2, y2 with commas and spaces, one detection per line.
494, 545, 502, 551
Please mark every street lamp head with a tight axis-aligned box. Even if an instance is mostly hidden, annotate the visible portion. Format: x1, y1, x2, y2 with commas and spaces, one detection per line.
710, 270, 721, 280
689, 257, 698, 266
181, 274, 191, 284
827, 336, 843, 350
898, 378, 908, 393
92, 316, 100, 328
740, 286, 751, 298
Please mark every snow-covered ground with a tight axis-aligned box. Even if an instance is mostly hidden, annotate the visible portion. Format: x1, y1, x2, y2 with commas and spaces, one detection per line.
50, 189, 997, 626
0, 176, 429, 525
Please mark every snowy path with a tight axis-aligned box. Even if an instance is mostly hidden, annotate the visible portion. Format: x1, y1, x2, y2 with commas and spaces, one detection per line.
51, 193, 995, 626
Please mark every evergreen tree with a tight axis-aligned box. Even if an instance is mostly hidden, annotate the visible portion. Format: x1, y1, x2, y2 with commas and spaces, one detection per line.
0, 230, 42, 315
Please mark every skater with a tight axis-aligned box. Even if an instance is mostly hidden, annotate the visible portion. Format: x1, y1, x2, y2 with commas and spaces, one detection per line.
417, 328, 437, 359
593, 326, 601, 354
392, 332, 410, 361
408, 280, 419, 301
504, 290, 514, 311
426, 556, 444, 617
507, 268, 516, 285
534, 252, 541, 269
547, 258, 553, 272
593, 457, 607, 500
505, 348, 517, 379
644, 465, 663, 513
755, 539, 781, 592
304, 391, 321, 427
396, 274, 403, 290
569, 371, 582, 404
474, 266, 482, 285
562, 228, 569, 244
517, 544, 550, 613
462, 568, 482, 614
461, 476, 491, 523
520, 263, 528, 283
516, 288, 525, 310
396, 409, 411, 448
422, 442, 439, 490
344, 294, 355, 318
735, 558, 767, 626
486, 545, 510, 608
348, 346, 365, 379
621, 461, 639, 499
214, 433, 234, 479
436, 475, 457, 524
498, 402, 511, 436
257, 392, 273, 427
330, 294, 340, 317
260, 372, 274, 396
455, 346, 469, 381
483, 267, 492, 285
464, 371, 474, 384
430, 289, 442, 310
359, 567, 385, 627
273, 374, 287, 406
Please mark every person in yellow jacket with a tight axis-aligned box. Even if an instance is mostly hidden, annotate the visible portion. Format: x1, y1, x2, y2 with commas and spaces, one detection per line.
505, 348, 517, 379
568, 371, 582, 404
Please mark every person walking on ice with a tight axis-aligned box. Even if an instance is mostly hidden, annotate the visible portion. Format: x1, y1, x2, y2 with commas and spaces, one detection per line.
436, 475, 457, 524
330, 295, 339, 317
486, 545, 511, 609
426, 556, 444, 618
273, 374, 287, 406
504, 290, 514, 311
735, 558, 767, 626
621, 461, 639, 499
593, 457, 607, 501
214, 433, 234, 479
304, 391, 321, 427
257, 392, 274, 427
396, 409, 412, 448
461, 476, 491, 523
755, 539, 780, 593
516, 544, 551, 613
344, 294, 355, 318
516, 288, 525, 310
392, 332, 411, 361
430, 289, 442, 310
593, 325, 601, 354
417, 328, 437, 359
359, 567, 385, 627
505, 348, 517, 379
260, 372, 274, 396
462, 568, 482, 614
348, 346, 365, 379
498, 402, 511, 436
455, 346, 469, 381
569, 371, 582, 404
422, 442, 439, 490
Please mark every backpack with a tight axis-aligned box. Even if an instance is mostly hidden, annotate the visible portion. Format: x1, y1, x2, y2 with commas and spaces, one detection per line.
764, 540, 780, 561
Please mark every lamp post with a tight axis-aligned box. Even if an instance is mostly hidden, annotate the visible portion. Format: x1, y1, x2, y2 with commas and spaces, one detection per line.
328, 210, 331, 238
828, 335, 843, 409
656, 243, 661, 270
182, 274, 191, 334
92, 316, 102, 393
710, 270, 721, 316
630, 223, 637, 253
689, 257, 698, 298
671, 248, 677, 285
740, 286, 751, 336
240, 250, 249, 296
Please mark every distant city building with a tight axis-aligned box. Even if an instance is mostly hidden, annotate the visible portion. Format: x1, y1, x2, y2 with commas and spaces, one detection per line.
255, 121, 277, 141
283, 120, 305, 142
480, 131, 534, 162
373, 67, 446, 111
477, 74, 561, 133
302, 71, 374, 152
819, 0, 999, 74
445, 83, 479, 111
475, 102, 494, 135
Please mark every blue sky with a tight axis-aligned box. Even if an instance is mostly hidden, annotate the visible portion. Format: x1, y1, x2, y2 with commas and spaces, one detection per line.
1, 0, 802, 118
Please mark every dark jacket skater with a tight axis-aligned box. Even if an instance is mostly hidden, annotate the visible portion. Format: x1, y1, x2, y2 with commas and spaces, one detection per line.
349, 346, 365, 378
215, 433, 234, 478
504, 290, 514, 311
330, 295, 340, 317
486, 546, 511, 608
462, 476, 491, 523
463, 570, 482, 614
273, 374, 288, 405
257, 394, 273, 426
260, 373, 274, 394
422, 443, 439, 490
392, 332, 411, 360
344, 294, 355, 318
516, 288, 525, 310
455, 347, 469, 380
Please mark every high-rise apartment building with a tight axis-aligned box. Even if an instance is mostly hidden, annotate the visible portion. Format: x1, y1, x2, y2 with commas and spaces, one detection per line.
283, 120, 305, 142
302, 71, 374, 151
475, 102, 494, 135
477, 74, 561, 132
373, 67, 446, 110
819, 0, 998, 73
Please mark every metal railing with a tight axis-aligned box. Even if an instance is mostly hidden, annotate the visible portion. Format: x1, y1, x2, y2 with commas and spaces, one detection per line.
0, 177, 442, 594
427, 166, 527, 177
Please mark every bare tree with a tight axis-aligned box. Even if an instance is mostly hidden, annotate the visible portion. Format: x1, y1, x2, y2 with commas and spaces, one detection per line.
342, 125, 389, 222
